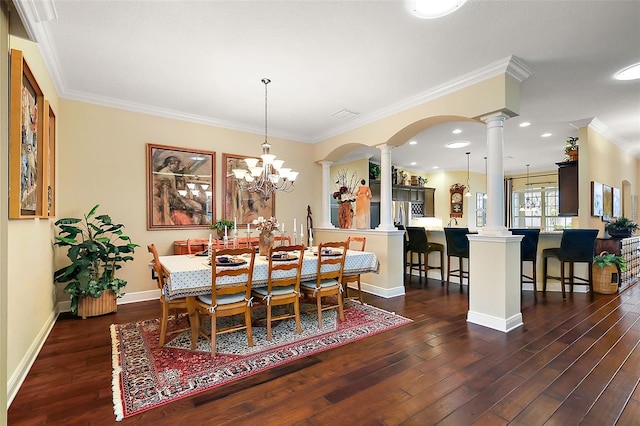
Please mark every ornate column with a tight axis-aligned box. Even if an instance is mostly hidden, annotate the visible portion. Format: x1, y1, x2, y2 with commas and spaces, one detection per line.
318, 160, 335, 228
376, 144, 395, 230
481, 112, 510, 236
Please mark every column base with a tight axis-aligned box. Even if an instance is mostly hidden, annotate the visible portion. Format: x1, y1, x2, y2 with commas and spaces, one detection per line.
467, 310, 523, 332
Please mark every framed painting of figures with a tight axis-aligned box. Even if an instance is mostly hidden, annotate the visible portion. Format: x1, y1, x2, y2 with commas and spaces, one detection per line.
147, 143, 215, 230
9, 49, 45, 218
222, 153, 275, 226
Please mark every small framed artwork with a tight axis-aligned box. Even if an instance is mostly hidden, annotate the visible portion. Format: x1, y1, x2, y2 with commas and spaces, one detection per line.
146, 143, 215, 230
43, 101, 56, 217
222, 153, 275, 225
591, 181, 603, 217
9, 49, 45, 218
612, 187, 621, 218
602, 184, 613, 222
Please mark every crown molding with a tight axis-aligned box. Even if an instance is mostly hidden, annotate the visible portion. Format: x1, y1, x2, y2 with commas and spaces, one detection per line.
312, 56, 533, 143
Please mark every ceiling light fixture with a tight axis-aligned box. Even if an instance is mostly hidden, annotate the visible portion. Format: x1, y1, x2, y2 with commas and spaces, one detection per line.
409, 0, 467, 19
541, 133, 552, 138
409, 140, 418, 145
519, 122, 531, 127
232, 78, 298, 200
445, 141, 470, 149
519, 164, 539, 212
615, 62, 640, 81
452, 129, 462, 134
465, 151, 472, 197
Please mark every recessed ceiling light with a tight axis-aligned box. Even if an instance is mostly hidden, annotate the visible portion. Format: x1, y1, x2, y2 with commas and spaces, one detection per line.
432, 166, 439, 169
409, 140, 418, 145
409, 0, 468, 19
519, 122, 531, 127
445, 141, 470, 149
410, 162, 417, 166
452, 129, 462, 134
615, 62, 640, 81
541, 133, 552, 138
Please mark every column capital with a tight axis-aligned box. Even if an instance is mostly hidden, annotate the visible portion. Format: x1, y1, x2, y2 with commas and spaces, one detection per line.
480, 111, 511, 126
376, 144, 393, 154
318, 160, 333, 167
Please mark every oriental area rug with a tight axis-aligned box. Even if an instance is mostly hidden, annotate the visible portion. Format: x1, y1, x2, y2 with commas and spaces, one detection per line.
111, 300, 412, 421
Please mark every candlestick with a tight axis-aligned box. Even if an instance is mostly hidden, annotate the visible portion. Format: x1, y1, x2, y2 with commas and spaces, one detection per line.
208, 233, 212, 246
300, 223, 304, 241
281, 223, 285, 233
294, 218, 296, 231
234, 217, 237, 231
224, 225, 228, 238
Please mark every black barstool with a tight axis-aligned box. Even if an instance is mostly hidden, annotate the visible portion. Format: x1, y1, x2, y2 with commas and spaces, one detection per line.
509, 228, 541, 301
542, 229, 599, 299
406, 227, 445, 283
444, 227, 470, 293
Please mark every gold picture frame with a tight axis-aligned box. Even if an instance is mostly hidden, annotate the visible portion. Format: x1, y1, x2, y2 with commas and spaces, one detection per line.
222, 153, 275, 225
146, 143, 216, 230
43, 101, 56, 217
9, 49, 45, 218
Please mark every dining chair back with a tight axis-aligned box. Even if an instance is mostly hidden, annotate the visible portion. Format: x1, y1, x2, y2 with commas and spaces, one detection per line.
444, 227, 470, 293
342, 236, 367, 303
406, 227, 445, 284
300, 241, 348, 328
186, 238, 210, 254
542, 229, 599, 299
275, 235, 292, 246
252, 244, 305, 340
192, 247, 256, 355
509, 228, 541, 300
147, 244, 190, 346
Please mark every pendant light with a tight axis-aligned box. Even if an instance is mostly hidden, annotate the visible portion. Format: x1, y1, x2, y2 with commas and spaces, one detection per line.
465, 151, 472, 197
231, 78, 298, 200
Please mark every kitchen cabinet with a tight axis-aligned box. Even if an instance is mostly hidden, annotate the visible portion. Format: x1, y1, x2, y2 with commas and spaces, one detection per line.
369, 180, 435, 218
557, 161, 578, 216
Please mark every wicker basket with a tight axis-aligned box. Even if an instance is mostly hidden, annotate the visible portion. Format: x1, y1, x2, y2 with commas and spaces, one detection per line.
77, 290, 117, 319
592, 264, 619, 294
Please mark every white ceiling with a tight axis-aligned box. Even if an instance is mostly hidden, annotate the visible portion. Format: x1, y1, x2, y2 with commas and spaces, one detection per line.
12, 0, 640, 175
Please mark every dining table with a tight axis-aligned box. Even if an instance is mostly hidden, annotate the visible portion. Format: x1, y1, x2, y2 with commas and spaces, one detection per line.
157, 248, 380, 348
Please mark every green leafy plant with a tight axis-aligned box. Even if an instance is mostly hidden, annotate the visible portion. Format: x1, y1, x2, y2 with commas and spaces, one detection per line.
209, 219, 235, 236
593, 252, 627, 271
564, 136, 579, 154
53, 205, 138, 315
605, 217, 638, 238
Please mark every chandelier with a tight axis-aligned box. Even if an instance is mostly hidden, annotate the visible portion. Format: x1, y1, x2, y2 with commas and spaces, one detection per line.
232, 78, 298, 200
519, 164, 540, 212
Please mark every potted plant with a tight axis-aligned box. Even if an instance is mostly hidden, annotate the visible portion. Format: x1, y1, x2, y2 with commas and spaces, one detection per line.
605, 217, 638, 238
209, 218, 235, 239
564, 136, 579, 161
53, 205, 138, 318
592, 251, 627, 294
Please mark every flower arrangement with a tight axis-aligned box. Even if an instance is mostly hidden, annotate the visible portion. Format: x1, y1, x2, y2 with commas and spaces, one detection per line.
253, 216, 279, 232
450, 183, 466, 192
332, 170, 358, 204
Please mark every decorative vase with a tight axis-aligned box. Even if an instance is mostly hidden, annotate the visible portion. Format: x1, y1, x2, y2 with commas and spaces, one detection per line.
567, 150, 578, 162
258, 230, 275, 256
338, 201, 354, 229
607, 230, 632, 238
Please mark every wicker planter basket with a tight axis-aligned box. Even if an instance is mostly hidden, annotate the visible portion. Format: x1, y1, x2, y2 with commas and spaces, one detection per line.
592, 264, 619, 294
77, 290, 117, 319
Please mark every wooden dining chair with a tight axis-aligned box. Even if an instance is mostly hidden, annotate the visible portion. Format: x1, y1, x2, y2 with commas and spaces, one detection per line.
147, 244, 190, 346
252, 244, 305, 340
274, 235, 292, 246
186, 238, 209, 254
300, 241, 348, 329
342, 236, 366, 303
191, 247, 256, 356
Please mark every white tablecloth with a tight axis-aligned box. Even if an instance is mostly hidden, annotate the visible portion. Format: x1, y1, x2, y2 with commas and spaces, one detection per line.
158, 250, 379, 300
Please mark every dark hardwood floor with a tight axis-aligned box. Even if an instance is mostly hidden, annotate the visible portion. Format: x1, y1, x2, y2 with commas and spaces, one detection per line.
8, 276, 640, 425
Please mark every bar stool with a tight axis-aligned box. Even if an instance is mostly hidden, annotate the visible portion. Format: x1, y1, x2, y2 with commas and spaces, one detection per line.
444, 227, 470, 293
542, 229, 599, 299
509, 228, 541, 301
406, 227, 445, 283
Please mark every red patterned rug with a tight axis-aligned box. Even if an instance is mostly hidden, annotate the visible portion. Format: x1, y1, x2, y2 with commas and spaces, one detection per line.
111, 300, 412, 421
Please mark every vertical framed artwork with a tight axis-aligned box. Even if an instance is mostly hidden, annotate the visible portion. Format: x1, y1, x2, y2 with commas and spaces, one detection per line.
9, 49, 45, 218
612, 187, 621, 218
43, 101, 56, 217
222, 153, 275, 225
602, 184, 613, 222
590, 181, 603, 217
146, 143, 215, 230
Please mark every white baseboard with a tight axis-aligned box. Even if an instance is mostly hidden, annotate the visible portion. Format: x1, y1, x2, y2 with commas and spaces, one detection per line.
467, 310, 523, 333
346, 281, 405, 298
7, 309, 58, 406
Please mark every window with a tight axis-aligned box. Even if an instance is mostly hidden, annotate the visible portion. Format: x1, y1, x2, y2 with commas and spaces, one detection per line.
512, 186, 572, 231
476, 193, 486, 227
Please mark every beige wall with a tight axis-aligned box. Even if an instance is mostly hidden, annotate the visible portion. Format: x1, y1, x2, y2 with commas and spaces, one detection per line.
6, 36, 60, 399
1, 1, 9, 420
